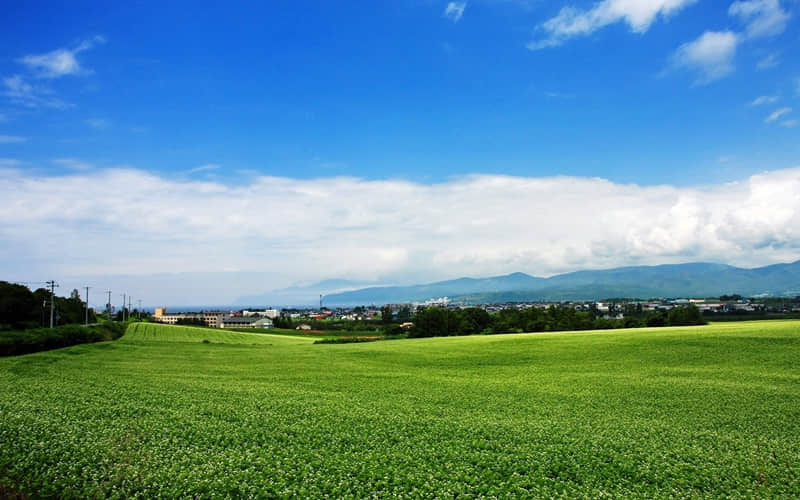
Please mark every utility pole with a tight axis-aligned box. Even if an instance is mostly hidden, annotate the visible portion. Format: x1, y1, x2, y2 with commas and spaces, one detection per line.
46, 280, 58, 328
137, 299, 142, 319
320, 294, 323, 310
106, 290, 112, 320
84, 286, 91, 326
121, 293, 126, 322
128, 296, 132, 321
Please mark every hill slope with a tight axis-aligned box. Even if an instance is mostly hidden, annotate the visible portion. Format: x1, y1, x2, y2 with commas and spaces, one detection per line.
1, 321, 798, 497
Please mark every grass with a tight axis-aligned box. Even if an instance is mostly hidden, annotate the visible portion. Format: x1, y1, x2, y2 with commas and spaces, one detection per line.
0, 320, 799, 498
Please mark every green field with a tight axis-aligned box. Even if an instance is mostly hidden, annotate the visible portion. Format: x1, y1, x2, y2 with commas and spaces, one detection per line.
1, 321, 799, 498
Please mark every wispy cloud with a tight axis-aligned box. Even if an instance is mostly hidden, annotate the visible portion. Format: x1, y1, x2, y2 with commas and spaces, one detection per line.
750, 95, 779, 106
765, 106, 791, 123
0, 135, 26, 144
729, 0, 790, 39
53, 158, 94, 171
2, 75, 70, 109
668, 31, 739, 85
2, 167, 800, 303
528, 0, 697, 50
444, 2, 466, 23
756, 52, 779, 70
19, 36, 106, 78
85, 118, 110, 130
780, 119, 797, 128
187, 163, 221, 174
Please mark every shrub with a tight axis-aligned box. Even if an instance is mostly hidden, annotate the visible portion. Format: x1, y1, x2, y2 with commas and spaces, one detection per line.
0, 322, 125, 357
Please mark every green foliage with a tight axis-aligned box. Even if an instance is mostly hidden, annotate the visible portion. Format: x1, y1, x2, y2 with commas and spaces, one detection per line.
412, 304, 705, 338
0, 321, 798, 497
175, 317, 207, 327
0, 281, 96, 329
380, 305, 393, 324
0, 321, 124, 357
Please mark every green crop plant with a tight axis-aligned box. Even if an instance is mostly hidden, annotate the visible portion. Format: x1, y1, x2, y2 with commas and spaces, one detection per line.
1, 320, 798, 498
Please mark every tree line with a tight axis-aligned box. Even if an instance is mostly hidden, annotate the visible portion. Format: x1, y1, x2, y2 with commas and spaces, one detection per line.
408, 304, 706, 338
0, 281, 97, 330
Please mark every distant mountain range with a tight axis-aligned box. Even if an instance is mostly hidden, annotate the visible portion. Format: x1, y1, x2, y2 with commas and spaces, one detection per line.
299, 260, 800, 306
234, 279, 378, 307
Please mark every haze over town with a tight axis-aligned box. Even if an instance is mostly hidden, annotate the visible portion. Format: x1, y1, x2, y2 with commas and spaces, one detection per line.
1, 0, 799, 305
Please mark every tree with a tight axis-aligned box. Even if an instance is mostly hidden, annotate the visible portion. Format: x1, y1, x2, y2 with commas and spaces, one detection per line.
380, 305, 394, 324
0, 281, 39, 329
410, 307, 449, 337
396, 306, 412, 323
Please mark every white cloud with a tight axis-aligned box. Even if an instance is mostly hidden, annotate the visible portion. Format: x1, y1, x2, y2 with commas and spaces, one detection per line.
53, 158, 94, 171
669, 31, 739, 84
750, 95, 779, 106
780, 119, 797, 128
2, 75, 70, 109
756, 52, 779, 70
0, 135, 26, 144
729, 0, 790, 39
444, 2, 467, 22
1, 167, 800, 303
85, 118, 110, 130
765, 106, 791, 122
528, 0, 697, 50
0, 158, 22, 168
188, 164, 221, 173
19, 36, 105, 78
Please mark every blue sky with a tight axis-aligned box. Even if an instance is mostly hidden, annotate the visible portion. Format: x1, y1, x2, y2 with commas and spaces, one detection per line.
1, 1, 799, 305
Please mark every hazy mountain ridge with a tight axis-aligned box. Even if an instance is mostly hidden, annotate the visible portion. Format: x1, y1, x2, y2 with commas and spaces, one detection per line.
316, 260, 800, 305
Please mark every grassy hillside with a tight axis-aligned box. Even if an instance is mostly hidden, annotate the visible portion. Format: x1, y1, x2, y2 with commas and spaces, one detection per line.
1, 321, 799, 497
123, 322, 313, 345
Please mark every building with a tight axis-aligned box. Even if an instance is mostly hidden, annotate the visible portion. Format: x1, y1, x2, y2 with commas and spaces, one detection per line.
153, 307, 225, 328
218, 315, 274, 329
242, 309, 281, 319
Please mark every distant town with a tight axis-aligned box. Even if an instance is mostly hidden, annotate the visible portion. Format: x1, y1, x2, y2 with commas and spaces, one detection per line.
151, 295, 800, 331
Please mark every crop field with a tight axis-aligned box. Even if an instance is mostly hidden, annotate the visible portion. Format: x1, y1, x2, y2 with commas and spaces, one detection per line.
1, 321, 799, 498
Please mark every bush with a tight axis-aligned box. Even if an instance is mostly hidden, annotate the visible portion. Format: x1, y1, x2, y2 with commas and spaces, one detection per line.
0, 322, 125, 357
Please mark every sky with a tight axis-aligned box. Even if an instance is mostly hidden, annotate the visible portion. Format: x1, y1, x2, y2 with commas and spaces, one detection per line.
1, 0, 799, 306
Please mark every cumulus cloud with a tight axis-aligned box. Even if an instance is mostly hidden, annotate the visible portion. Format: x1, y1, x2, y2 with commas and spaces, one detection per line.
1, 167, 799, 303
19, 36, 105, 78
528, 0, 697, 50
444, 2, 467, 22
764, 106, 791, 122
729, 0, 790, 39
669, 31, 739, 84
